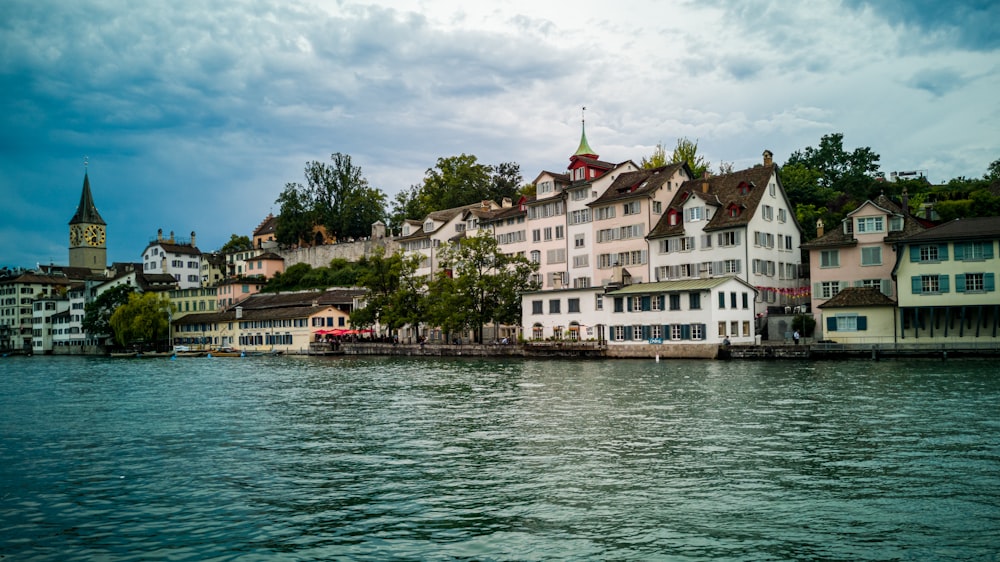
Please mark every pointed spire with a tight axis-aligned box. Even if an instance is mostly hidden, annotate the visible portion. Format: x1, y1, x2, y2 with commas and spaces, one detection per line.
573, 106, 597, 158
69, 168, 106, 225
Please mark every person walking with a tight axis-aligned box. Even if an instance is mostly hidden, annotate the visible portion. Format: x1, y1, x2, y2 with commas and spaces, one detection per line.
793, 330, 800, 345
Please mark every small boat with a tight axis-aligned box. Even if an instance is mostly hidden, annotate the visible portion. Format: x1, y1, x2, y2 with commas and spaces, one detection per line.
207, 348, 244, 357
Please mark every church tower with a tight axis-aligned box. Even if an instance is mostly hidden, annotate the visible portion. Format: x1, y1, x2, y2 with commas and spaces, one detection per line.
68, 168, 107, 274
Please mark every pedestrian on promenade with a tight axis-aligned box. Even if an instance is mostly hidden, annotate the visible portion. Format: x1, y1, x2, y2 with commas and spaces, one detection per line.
793, 330, 800, 345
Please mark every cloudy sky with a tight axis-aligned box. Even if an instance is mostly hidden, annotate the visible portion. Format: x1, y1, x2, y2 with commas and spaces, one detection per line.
2, 0, 997, 268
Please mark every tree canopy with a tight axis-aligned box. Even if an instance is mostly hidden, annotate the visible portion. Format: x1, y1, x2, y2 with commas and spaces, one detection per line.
82, 284, 136, 340
275, 153, 387, 246
219, 234, 253, 253
109, 292, 173, 350
388, 154, 522, 229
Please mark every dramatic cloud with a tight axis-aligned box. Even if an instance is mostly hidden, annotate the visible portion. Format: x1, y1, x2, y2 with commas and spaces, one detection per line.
1, 0, 996, 268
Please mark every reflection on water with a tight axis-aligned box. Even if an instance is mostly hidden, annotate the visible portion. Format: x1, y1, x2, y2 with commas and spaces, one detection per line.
2, 356, 999, 560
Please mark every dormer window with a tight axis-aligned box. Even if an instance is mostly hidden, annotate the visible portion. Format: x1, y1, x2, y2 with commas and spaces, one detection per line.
539, 181, 553, 194
890, 216, 904, 232
738, 181, 751, 196
668, 209, 680, 226
423, 220, 434, 232
728, 204, 741, 218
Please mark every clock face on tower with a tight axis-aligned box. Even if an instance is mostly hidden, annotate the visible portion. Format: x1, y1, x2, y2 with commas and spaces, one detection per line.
70, 225, 83, 246
83, 225, 105, 247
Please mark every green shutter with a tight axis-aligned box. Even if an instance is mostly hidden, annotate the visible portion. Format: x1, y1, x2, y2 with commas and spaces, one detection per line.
624, 325, 633, 340
954, 243, 965, 260
681, 324, 691, 340
956, 274, 966, 293
986, 273, 996, 292
911, 276, 922, 294
718, 292, 726, 309
659, 295, 666, 310
642, 325, 651, 340
614, 297, 623, 313
939, 274, 950, 293
627, 297, 633, 312
857, 316, 868, 330
663, 324, 670, 338
827, 317, 837, 332
642, 296, 651, 311
939, 244, 949, 260
985, 243, 995, 260
909, 246, 920, 262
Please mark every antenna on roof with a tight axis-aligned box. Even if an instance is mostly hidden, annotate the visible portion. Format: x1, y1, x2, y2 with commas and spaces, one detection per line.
84, 156, 88, 169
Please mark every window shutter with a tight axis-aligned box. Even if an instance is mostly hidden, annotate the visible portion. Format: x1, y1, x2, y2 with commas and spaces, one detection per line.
699, 324, 706, 338
627, 297, 633, 312
614, 297, 623, 313
813, 282, 821, 296
954, 243, 965, 260
642, 325, 651, 340
663, 324, 670, 337
718, 292, 726, 309
985, 243, 995, 260
681, 324, 691, 340
857, 316, 868, 330
986, 273, 996, 292
939, 274, 950, 293
642, 296, 651, 311
909, 246, 920, 262
956, 274, 966, 293
625, 325, 633, 340
881, 279, 892, 296
911, 276, 922, 294
658, 295, 666, 310
938, 244, 949, 260
839, 281, 849, 291
854, 280, 864, 287
827, 317, 837, 332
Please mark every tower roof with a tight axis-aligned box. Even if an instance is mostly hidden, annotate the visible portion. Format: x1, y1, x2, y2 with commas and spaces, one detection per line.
69, 172, 106, 225
573, 120, 597, 158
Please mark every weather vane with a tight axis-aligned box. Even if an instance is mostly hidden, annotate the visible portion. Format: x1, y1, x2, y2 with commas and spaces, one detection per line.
84, 156, 89, 168
581, 106, 586, 124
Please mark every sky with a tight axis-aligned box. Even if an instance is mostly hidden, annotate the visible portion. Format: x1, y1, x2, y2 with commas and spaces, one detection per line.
2, 0, 998, 269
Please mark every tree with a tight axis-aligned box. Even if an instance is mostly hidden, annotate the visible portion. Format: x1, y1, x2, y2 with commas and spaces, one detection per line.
219, 234, 253, 253
785, 133, 882, 203
487, 161, 523, 203
82, 284, 136, 340
641, 142, 669, 169
986, 158, 1000, 183
671, 138, 711, 178
352, 248, 426, 337
109, 292, 173, 350
427, 232, 538, 343
274, 182, 314, 246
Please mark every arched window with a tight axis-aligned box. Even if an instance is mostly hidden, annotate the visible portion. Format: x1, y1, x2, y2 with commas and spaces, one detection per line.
532, 323, 544, 340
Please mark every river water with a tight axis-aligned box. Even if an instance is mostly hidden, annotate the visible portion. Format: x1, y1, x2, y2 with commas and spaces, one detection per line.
1, 355, 998, 561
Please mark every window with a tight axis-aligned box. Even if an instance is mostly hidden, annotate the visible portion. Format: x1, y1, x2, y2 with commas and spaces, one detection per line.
742, 292, 749, 309
819, 281, 841, 299
532, 229, 541, 242
691, 323, 704, 340
632, 296, 642, 311
920, 275, 942, 294
957, 273, 995, 293
568, 298, 580, 313
778, 208, 787, 223
669, 294, 681, 310
861, 246, 882, 266
572, 277, 591, 288
718, 322, 727, 336
549, 300, 561, 314
689, 293, 701, 310
614, 326, 625, 341
718, 292, 726, 309
594, 206, 616, 221
544, 227, 553, 241
956, 242, 992, 261
632, 325, 644, 341
624, 201, 641, 215
963, 273, 983, 292
533, 324, 544, 340
530, 250, 540, 264
730, 321, 740, 337
820, 250, 840, 268
574, 234, 585, 248
532, 300, 543, 314
539, 180, 553, 194
762, 205, 774, 221
836, 314, 858, 331
569, 209, 592, 225
889, 216, 904, 231
651, 325, 662, 340
653, 201, 663, 214
856, 217, 884, 233
919, 245, 940, 262
596, 294, 603, 311
668, 211, 680, 226
723, 259, 741, 274
743, 321, 751, 336
718, 231, 740, 247
572, 254, 589, 268
424, 220, 434, 232
546, 249, 566, 264
685, 207, 703, 222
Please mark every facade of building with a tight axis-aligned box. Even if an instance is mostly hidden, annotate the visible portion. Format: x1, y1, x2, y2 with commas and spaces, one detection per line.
141, 230, 203, 289
802, 194, 925, 339
1, 273, 72, 352
816, 286, 898, 344
893, 217, 1000, 342
647, 151, 803, 319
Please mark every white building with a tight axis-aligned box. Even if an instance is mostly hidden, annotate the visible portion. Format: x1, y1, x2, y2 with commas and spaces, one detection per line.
142, 229, 203, 290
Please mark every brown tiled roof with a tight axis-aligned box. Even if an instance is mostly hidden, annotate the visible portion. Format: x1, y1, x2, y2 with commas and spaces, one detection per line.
0, 273, 72, 286
396, 203, 486, 242
900, 216, 1000, 243
253, 214, 277, 237
146, 241, 202, 255
589, 162, 688, 207
818, 287, 896, 308
648, 163, 777, 238
801, 194, 926, 249
478, 204, 526, 224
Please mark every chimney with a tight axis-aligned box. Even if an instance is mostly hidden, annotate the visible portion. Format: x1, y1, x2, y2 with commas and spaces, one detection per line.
190, 231, 196, 247
481, 200, 490, 211
169, 230, 175, 244
763, 149, 773, 167
157, 228, 163, 242
701, 170, 710, 193
901, 187, 909, 214
816, 219, 825, 238
502, 197, 512, 208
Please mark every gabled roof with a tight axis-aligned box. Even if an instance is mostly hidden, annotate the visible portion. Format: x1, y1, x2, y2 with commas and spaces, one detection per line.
801, 194, 926, 249
589, 162, 689, 207
69, 172, 106, 225
648, 163, 777, 238
397, 202, 488, 242
146, 241, 202, 255
253, 214, 277, 237
606, 275, 757, 295
899, 216, 1000, 244
818, 287, 896, 308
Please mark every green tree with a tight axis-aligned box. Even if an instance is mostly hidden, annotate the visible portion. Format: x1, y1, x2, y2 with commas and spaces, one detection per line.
427, 232, 538, 343
219, 234, 253, 253
109, 292, 173, 350
641, 142, 668, 169
986, 158, 1000, 183
352, 248, 426, 338
82, 284, 136, 340
671, 138, 711, 178
785, 133, 882, 203
274, 182, 314, 246
306, 152, 386, 241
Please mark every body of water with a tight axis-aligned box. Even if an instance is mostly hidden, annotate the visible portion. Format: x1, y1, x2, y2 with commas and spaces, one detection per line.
1, 355, 998, 560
